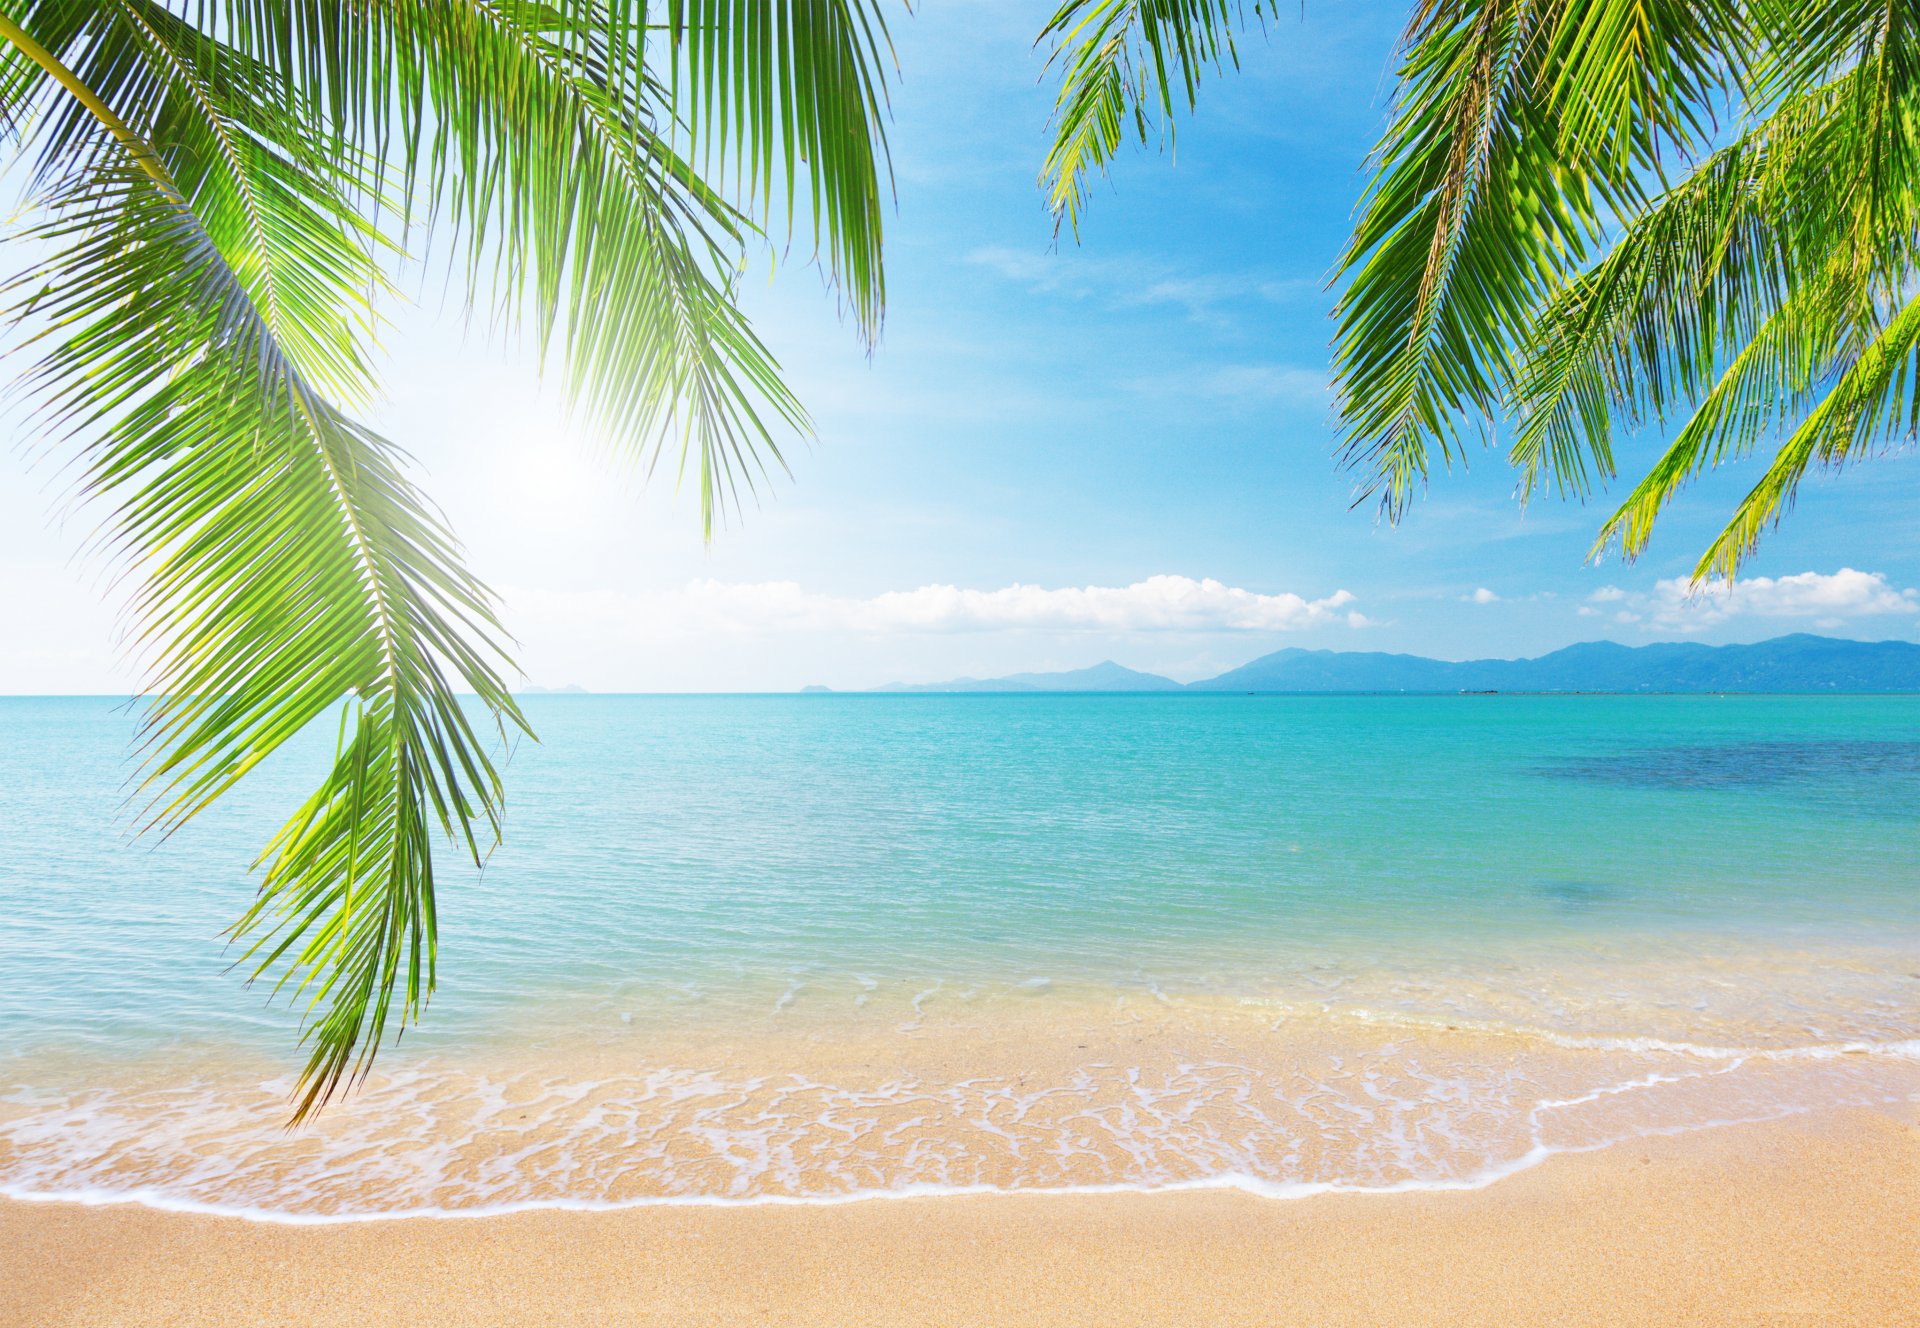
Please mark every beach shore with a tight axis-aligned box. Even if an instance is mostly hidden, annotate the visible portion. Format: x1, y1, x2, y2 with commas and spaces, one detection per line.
6, 1105, 1915, 1328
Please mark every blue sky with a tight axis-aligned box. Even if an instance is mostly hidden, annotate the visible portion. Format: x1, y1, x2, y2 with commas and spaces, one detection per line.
5, 0, 1918, 693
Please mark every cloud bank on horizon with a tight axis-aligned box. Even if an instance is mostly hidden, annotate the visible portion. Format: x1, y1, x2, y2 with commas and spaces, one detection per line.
518, 575, 1367, 637
485, 566, 1920, 691
528, 567, 1916, 644
1583, 569, 1920, 631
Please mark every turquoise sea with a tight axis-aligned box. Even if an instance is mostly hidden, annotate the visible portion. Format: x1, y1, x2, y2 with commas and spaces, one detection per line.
1, 694, 1917, 1216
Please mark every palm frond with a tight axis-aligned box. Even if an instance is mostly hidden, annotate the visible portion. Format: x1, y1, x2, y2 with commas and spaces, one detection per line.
1333, 0, 1561, 514
1332, 0, 1746, 520
665, 0, 896, 342
1694, 297, 1920, 580
1604, 283, 1920, 581
402, 2, 810, 532
3, 1, 905, 1117
1508, 9, 1920, 569
1582, 280, 1835, 563
209, 1, 894, 531
1507, 82, 1834, 499
3, 8, 525, 1119
1037, 0, 1263, 237
105, 0, 390, 401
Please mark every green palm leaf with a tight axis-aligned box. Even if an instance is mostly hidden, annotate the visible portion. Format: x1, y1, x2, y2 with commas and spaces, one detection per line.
1037, 1, 1263, 237
1332, 0, 1741, 518
207, 0, 895, 532
4, 19, 520, 1116
1033, 0, 1919, 575
0, 2, 896, 1117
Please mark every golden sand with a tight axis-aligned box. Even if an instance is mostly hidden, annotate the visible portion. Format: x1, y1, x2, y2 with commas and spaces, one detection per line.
5, 1105, 1916, 1328
15, 991, 1916, 1218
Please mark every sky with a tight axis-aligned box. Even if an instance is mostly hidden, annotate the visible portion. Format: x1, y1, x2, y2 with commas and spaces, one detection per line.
4, 1, 1919, 694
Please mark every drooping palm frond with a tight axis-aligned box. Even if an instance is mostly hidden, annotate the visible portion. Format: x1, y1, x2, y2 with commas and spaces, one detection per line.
1693, 286, 1920, 578
1032, 0, 1918, 576
204, 1, 897, 531
1334, 0, 1583, 514
0, 2, 897, 1117
1332, 0, 1743, 519
1506, 74, 1864, 499
664, 0, 896, 341
392, 2, 811, 532
1509, 4, 1920, 564
1037, 1, 1266, 237
5, 59, 523, 1121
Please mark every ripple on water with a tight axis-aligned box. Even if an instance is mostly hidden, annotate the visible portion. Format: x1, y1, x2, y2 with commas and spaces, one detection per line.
1537, 739, 1920, 791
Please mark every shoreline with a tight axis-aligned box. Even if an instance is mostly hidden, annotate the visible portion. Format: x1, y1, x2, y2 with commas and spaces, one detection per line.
0, 1138, 1568, 1225
8, 1105, 1916, 1327
7, 977, 1918, 1221
11, 983, 1918, 1220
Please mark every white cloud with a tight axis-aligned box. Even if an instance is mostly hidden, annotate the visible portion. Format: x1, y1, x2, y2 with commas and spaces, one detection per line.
1465, 587, 1500, 604
1645, 567, 1919, 628
515, 575, 1361, 639
1588, 585, 1627, 602
848, 576, 1359, 632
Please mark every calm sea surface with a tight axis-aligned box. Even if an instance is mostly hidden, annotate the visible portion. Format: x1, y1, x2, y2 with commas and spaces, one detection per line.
2, 694, 1916, 1215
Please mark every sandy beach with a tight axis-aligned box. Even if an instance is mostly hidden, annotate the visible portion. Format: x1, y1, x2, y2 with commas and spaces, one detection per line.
6, 1105, 1916, 1328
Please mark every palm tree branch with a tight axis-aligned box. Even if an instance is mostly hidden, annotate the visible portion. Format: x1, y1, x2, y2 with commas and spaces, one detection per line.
1036, 0, 1261, 236
368, 1, 812, 535
1333, 0, 1746, 519
1511, 44, 1920, 541
2, 14, 525, 1119
664, 0, 896, 341
1691, 283, 1920, 579
1333, 0, 1567, 514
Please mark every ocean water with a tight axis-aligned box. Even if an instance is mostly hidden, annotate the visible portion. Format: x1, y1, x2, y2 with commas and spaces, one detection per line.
1, 693, 1916, 1218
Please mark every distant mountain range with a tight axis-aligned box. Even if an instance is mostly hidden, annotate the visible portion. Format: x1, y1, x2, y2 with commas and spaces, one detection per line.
871, 660, 1179, 692
834, 635, 1920, 694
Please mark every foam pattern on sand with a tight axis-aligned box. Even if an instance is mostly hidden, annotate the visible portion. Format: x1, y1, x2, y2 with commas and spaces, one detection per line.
3, 1008, 1915, 1222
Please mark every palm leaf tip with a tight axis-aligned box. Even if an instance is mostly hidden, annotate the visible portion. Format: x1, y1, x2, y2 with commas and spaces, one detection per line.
4, 0, 900, 1117
2, 3, 530, 1119
1036, 1, 1267, 237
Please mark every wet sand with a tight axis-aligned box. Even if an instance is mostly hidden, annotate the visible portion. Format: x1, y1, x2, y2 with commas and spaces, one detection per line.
5, 1105, 1916, 1328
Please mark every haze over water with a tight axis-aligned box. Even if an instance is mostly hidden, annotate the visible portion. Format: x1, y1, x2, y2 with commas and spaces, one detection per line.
2, 694, 1917, 1217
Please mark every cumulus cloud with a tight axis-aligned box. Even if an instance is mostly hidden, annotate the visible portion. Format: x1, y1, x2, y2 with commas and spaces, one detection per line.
857, 577, 1360, 632
519, 575, 1364, 638
1465, 587, 1500, 604
1590, 568, 1919, 631
1651, 568, 1917, 626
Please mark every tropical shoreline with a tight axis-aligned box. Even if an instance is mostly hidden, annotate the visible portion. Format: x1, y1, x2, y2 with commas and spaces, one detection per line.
7, 1105, 1915, 1328
8, 961, 1917, 1222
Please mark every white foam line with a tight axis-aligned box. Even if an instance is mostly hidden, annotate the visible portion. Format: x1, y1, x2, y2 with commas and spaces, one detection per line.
1537, 1034, 1920, 1061
1, 1100, 1884, 1228
1327, 1007, 1920, 1063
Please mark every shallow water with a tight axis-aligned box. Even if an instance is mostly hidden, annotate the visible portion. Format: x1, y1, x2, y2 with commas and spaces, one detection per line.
1, 694, 1916, 1217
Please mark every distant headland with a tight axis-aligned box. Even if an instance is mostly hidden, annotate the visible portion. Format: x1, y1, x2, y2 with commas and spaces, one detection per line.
823, 635, 1920, 694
